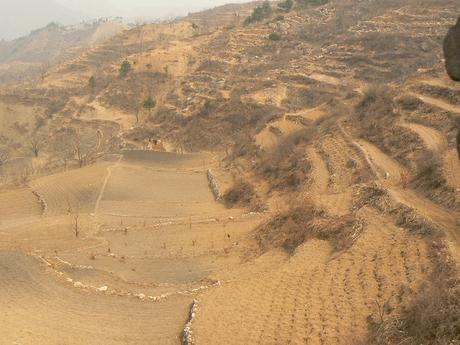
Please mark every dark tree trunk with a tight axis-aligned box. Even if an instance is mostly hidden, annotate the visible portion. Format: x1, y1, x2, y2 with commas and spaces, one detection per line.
443, 17, 460, 81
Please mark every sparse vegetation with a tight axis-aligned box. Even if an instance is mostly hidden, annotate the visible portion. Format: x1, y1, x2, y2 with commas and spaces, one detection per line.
268, 32, 282, 41
256, 204, 359, 254
0, 1, 459, 344
244, 1, 272, 25
363, 240, 460, 345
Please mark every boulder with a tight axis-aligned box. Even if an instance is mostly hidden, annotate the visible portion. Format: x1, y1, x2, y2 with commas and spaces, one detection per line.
443, 17, 460, 81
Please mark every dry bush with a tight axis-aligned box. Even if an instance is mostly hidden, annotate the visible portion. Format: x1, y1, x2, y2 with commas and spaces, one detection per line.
364, 241, 460, 345
157, 98, 280, 152
354, 184, 439, 236
356, 85, 394, 121
255, 203, 360, 254
258, 128, 315, 191
354, 85, 422, 164
411, 150, 459, 210
222, 179, 260, 210
395, 95, 424, 112
255, 204, 318, 254
415, 84, 460, 106
353, 184, 460, 344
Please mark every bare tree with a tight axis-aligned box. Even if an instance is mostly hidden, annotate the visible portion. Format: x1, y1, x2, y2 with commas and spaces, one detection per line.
72, 130, 103, 168
30, 137, 41, 157
66, 198, 80, 238
39, 61, 50, 81
0, 151, 8, 169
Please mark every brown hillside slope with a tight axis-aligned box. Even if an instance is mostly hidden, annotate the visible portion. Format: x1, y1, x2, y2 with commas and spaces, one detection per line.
0, 0, 459, 344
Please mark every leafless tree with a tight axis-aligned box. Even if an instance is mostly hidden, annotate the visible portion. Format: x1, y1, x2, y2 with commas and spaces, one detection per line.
39, 61, 50, 81
66, 198, 80, 238
30, 137, 41, 157
0, 151, 8, 169
72, 130, 103, 168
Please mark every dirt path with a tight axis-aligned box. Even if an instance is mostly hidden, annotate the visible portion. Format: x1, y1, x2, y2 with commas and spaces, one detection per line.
353, 139, 406, 185
309, 72, 341, 86
351, 138, 460, 263
443, 149, 460, 191
94, 155, 122, 215
408, 92, 460, 114
399, 122, 448, 152
389, 188, 460, 262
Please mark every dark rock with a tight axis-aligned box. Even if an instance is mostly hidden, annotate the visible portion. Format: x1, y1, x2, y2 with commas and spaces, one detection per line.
443, 17, 460, 81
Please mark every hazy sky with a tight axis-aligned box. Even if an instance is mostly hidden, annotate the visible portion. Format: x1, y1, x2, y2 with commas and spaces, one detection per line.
0, 0, 250, 41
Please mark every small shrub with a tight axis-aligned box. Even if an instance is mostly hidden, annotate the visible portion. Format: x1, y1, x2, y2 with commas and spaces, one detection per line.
200, 99, 217, 117
223, 180, 256, 208
278, 0, 293, 11
119, 60, 132, 78
268, 32, 282, 41
143, 96, 157, 114
88, 75, 96, 89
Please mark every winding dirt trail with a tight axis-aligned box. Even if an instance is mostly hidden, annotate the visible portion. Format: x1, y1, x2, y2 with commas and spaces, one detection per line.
399, 122, 448, 152
408, 92, 460, 114
351, 138, 460, 263
353, 139, 406, 185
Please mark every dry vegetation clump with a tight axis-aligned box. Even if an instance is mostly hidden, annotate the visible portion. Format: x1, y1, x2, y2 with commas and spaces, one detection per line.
363, 240, 460, 345
158, 99, 280, 152
415, 84, 460, 106
353, 184, 438, 236
396, 95, 458, 144
395, 94, 424, 112
258, 128, 315, 191
410, 150, 459, 210
255, 204, 319, 253
282, 86, 334, 112
255, 203, 360, 254
354, 85, 422, 164
222, 179, 264, 211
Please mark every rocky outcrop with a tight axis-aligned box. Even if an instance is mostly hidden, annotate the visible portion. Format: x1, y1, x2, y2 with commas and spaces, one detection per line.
207, 169, 221, 200
443, 17, 460, 81
182, 299, 198, 345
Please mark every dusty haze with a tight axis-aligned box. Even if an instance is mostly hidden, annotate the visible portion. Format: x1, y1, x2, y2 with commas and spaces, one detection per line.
0, 0, 250, 40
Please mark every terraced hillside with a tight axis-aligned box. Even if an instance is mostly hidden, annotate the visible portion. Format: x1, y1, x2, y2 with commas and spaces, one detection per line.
0, 0, 459, 344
